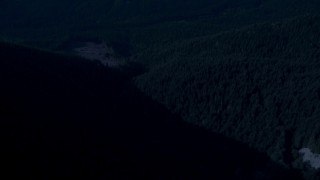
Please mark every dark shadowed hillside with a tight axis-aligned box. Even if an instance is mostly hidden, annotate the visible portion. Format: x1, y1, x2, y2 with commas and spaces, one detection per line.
0, 42, 303, 179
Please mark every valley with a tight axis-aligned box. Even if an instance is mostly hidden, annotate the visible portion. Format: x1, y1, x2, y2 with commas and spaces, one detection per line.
66, 41, 125, 67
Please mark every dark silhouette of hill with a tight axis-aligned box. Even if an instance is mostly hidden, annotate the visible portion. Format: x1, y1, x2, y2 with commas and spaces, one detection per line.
0, 42, 302, 179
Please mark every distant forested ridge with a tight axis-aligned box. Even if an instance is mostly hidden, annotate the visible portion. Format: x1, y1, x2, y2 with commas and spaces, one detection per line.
0, 0, 319, 49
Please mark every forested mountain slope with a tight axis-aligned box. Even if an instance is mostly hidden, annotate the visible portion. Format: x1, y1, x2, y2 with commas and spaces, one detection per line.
135, 15, 320, 65
135, 15, 320, 173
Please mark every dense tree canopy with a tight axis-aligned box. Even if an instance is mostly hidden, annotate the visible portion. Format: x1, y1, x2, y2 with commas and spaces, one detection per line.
134, 15, 320, 174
